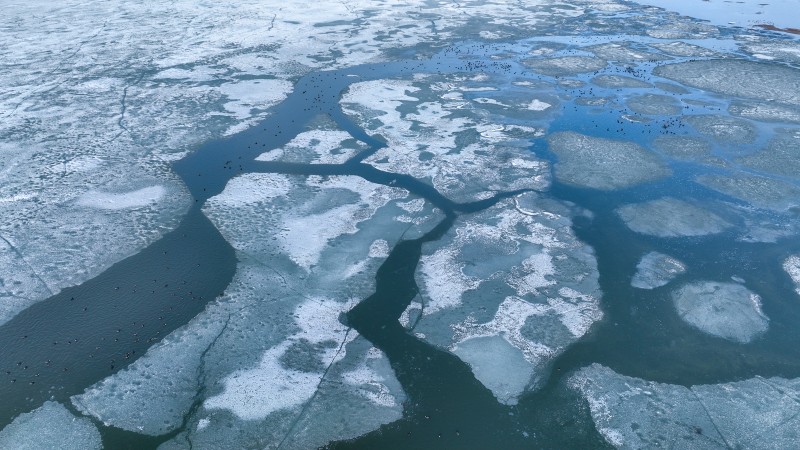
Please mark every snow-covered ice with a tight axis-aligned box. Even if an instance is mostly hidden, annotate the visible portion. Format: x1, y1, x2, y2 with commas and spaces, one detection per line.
632, 252, 686, 289
672, 281, 768, 343
617, 198, 731, 237
0, 402, 101, 450
548, 132, 670, 190
413, 193, 602, 402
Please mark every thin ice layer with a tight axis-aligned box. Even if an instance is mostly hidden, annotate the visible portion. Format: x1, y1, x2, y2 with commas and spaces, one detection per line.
684, 115, 756, 144
737, 129, 800, 180
413, 193, 602, 403
617, 197, 730, 237
570, 364, 800, 449
631, 252, 686, 289
697, 174, 800, 211
673, 281, 768, 344
0, 402, 102, 450
548, 132, 670, 190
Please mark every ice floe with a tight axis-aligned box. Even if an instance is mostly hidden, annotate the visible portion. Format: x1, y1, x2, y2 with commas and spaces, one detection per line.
697, 174, 800, 211
617, 198, 731, 237
626, 93, 681, 116
587, 42, 670, 63
591, 75, 651, 89
523, 56, 608, 77
571, 364, 800, 449
651, 136, 713, 161
73, 169, 441, 444
547, 131, 670, 190
737, 129, 800, 180
673, 281, 768, 343
413, 193, 602, 403
729, 101, 800, 125
685, 114, 757, 144
654, 60, 800, 107
341, 77, 550, 203
784, 256, 800, 297
631, 252, 686, 289
0, 402, 101, 450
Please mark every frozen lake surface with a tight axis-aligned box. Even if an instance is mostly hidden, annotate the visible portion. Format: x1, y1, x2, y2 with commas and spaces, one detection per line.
2, 0, 800, 448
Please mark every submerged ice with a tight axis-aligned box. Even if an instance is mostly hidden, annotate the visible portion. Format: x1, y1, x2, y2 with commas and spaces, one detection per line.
631, 252, 686, 289
617, 198, 731, 237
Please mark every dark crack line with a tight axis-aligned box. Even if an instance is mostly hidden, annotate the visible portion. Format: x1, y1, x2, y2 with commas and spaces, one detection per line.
277, 327, 354, 450
689, 389, 733, 449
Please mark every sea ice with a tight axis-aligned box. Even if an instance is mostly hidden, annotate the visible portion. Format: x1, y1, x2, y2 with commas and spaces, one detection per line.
650, 136, 712, 161
697, 174, 800, 211
684, 114, 757, 144
784, 256, 800, 297
591, 75, 651, 89
413, 194, 602, 403
672, 281, 768, 343
587, 42, 670, 63
523, 56, 608, 77
653, 60, 800, 107
737, 129, 800, 180
570, 364, 800, 449
547, 131, 670, 190
631, 252, 686, 289
617, 198, 731, 237
0, 402, 101, 450
649, 41, 720, 58
729, 101, 800, 125
626, 94, 681, 116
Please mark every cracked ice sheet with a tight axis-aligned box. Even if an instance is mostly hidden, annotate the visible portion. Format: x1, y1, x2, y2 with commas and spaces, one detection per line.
0, 401, 102, 450
73, 171, 443, 446
570, 364, 800, 450
411, 193, 602, 404
341, 76, 550, 203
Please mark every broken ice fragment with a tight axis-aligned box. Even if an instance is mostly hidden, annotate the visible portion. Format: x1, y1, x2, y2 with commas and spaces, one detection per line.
0, 402, 102, 450
617, 198, 730, 237
548, 132, 670, 191
631, 252, 686, 289
672, 281, 768, 343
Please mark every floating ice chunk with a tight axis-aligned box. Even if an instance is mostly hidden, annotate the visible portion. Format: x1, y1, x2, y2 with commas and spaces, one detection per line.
626, 94, 681, 116
742, 42, 800, 65
587, 42, 670, 62
0, 402, 101, 450
646, 20, 718, 39
784, 256, 800, 297
617, 198, 731, 237
527, 99, 552, 111
737, 129, 800, 180
570, 364, 800, 449
729, 101, 800, 125
76, 185, 166, 210
523, 56, 607, 77
452, 335, 534, 405
547, 131, 670, 190
654, 60, 800, 107
591, 75, 651, 89
685, 114, 757, 144
673, 281, 768, 343
697, 174, 800, 211
651, 136, 711, 161
257, 125, 365, 165
218, 78, 292, 121
650, 41, 720, 57
632, 252, 686, 289
414, 195, 602, 399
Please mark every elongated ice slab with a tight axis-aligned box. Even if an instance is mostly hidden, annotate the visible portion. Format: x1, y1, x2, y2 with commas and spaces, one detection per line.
548, 132, 670, 190
523, 56, 607, 77
673, 281, 768, 343
0, 402, 101, 450
592, 75, 651, 89
571, 364, 800, 449
617, 198, 730, 237
632, 252, 686, 289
